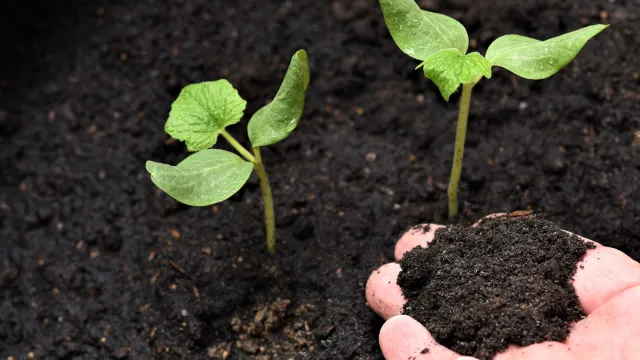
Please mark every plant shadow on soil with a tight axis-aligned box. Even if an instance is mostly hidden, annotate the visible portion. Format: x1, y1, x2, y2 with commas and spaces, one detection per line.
1, 0, 639, 359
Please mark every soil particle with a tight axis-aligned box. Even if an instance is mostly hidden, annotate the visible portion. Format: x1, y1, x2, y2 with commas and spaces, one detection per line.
398, 216, 595, 360
207, 342, 231, 359
412, 224, 432, 234
229, 299, 316, 358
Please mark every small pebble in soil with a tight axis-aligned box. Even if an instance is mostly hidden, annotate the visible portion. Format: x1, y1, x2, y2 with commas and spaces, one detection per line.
365, 152, 376, 162
398, 215, 595, 360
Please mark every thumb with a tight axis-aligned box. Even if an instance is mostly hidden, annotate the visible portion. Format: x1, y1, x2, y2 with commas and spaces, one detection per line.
379, 315, 462, 360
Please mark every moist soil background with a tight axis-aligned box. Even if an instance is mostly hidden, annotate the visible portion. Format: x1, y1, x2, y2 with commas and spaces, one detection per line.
398, 216, 595, 360
1, 0, 639, 359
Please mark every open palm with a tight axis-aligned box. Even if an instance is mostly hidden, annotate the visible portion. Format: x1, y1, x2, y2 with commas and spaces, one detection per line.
366, 219, 640, 360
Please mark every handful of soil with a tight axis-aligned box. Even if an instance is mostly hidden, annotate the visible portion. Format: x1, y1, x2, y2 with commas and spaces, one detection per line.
397, 215, 595, 360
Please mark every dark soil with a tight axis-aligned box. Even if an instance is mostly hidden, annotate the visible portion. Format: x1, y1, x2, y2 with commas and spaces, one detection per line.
398, 215, 595, 360
1, 0, 639, 359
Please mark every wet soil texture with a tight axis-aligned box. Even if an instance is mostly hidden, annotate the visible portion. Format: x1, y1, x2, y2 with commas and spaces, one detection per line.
398, 216, 594, 359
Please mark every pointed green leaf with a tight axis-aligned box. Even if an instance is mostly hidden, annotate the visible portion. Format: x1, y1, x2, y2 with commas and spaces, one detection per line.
422, 49, 492, 101
165, 80, 247, 152
146, 149, 253, 206
486, 24, 608, 80
379, 0, 468, 60
247, 50, 310, 148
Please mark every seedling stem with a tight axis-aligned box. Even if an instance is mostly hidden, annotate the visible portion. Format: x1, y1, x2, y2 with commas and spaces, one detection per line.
220, 130, 276, 254
252, 147, 276, 255
221, 130, 256, 163
448, 83, 474, 217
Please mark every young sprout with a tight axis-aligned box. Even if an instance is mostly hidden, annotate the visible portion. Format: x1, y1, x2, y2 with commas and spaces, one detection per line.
379, 0, 608, 217
146, 50, 310, 254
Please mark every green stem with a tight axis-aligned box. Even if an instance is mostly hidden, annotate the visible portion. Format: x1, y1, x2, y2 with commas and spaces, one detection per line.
219, 131, 276, 254
252, 147, 276, 255
220, 130, 256, 163
448, 83, 474, 218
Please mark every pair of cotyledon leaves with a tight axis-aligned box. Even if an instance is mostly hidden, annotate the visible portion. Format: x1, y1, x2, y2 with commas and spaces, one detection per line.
146, 50, 310, 206
379, 0, 608, 100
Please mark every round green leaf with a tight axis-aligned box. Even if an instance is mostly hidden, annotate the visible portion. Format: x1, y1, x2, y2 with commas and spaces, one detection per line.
247, 50, 310, 147
422, 50, 492, 101
486, 24, 608, 80
146, 149, 253, 206
165, 80, 247, 152
379, 0, 468, 60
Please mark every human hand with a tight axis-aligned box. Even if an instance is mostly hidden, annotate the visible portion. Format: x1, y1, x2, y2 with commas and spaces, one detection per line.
365, 217, 640, 360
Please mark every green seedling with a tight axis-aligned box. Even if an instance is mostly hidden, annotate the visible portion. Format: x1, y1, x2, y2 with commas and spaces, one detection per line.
146, 50, 310, 254
379, 0, 608, 217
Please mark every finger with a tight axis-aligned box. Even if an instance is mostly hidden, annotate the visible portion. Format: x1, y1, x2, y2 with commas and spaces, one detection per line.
366, 263, 404, 319
567, 284, 640, 359
379, 315, 461, 360
493, 343, 572, 360
572, 244, 640, 313
395, 224, 445, 261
